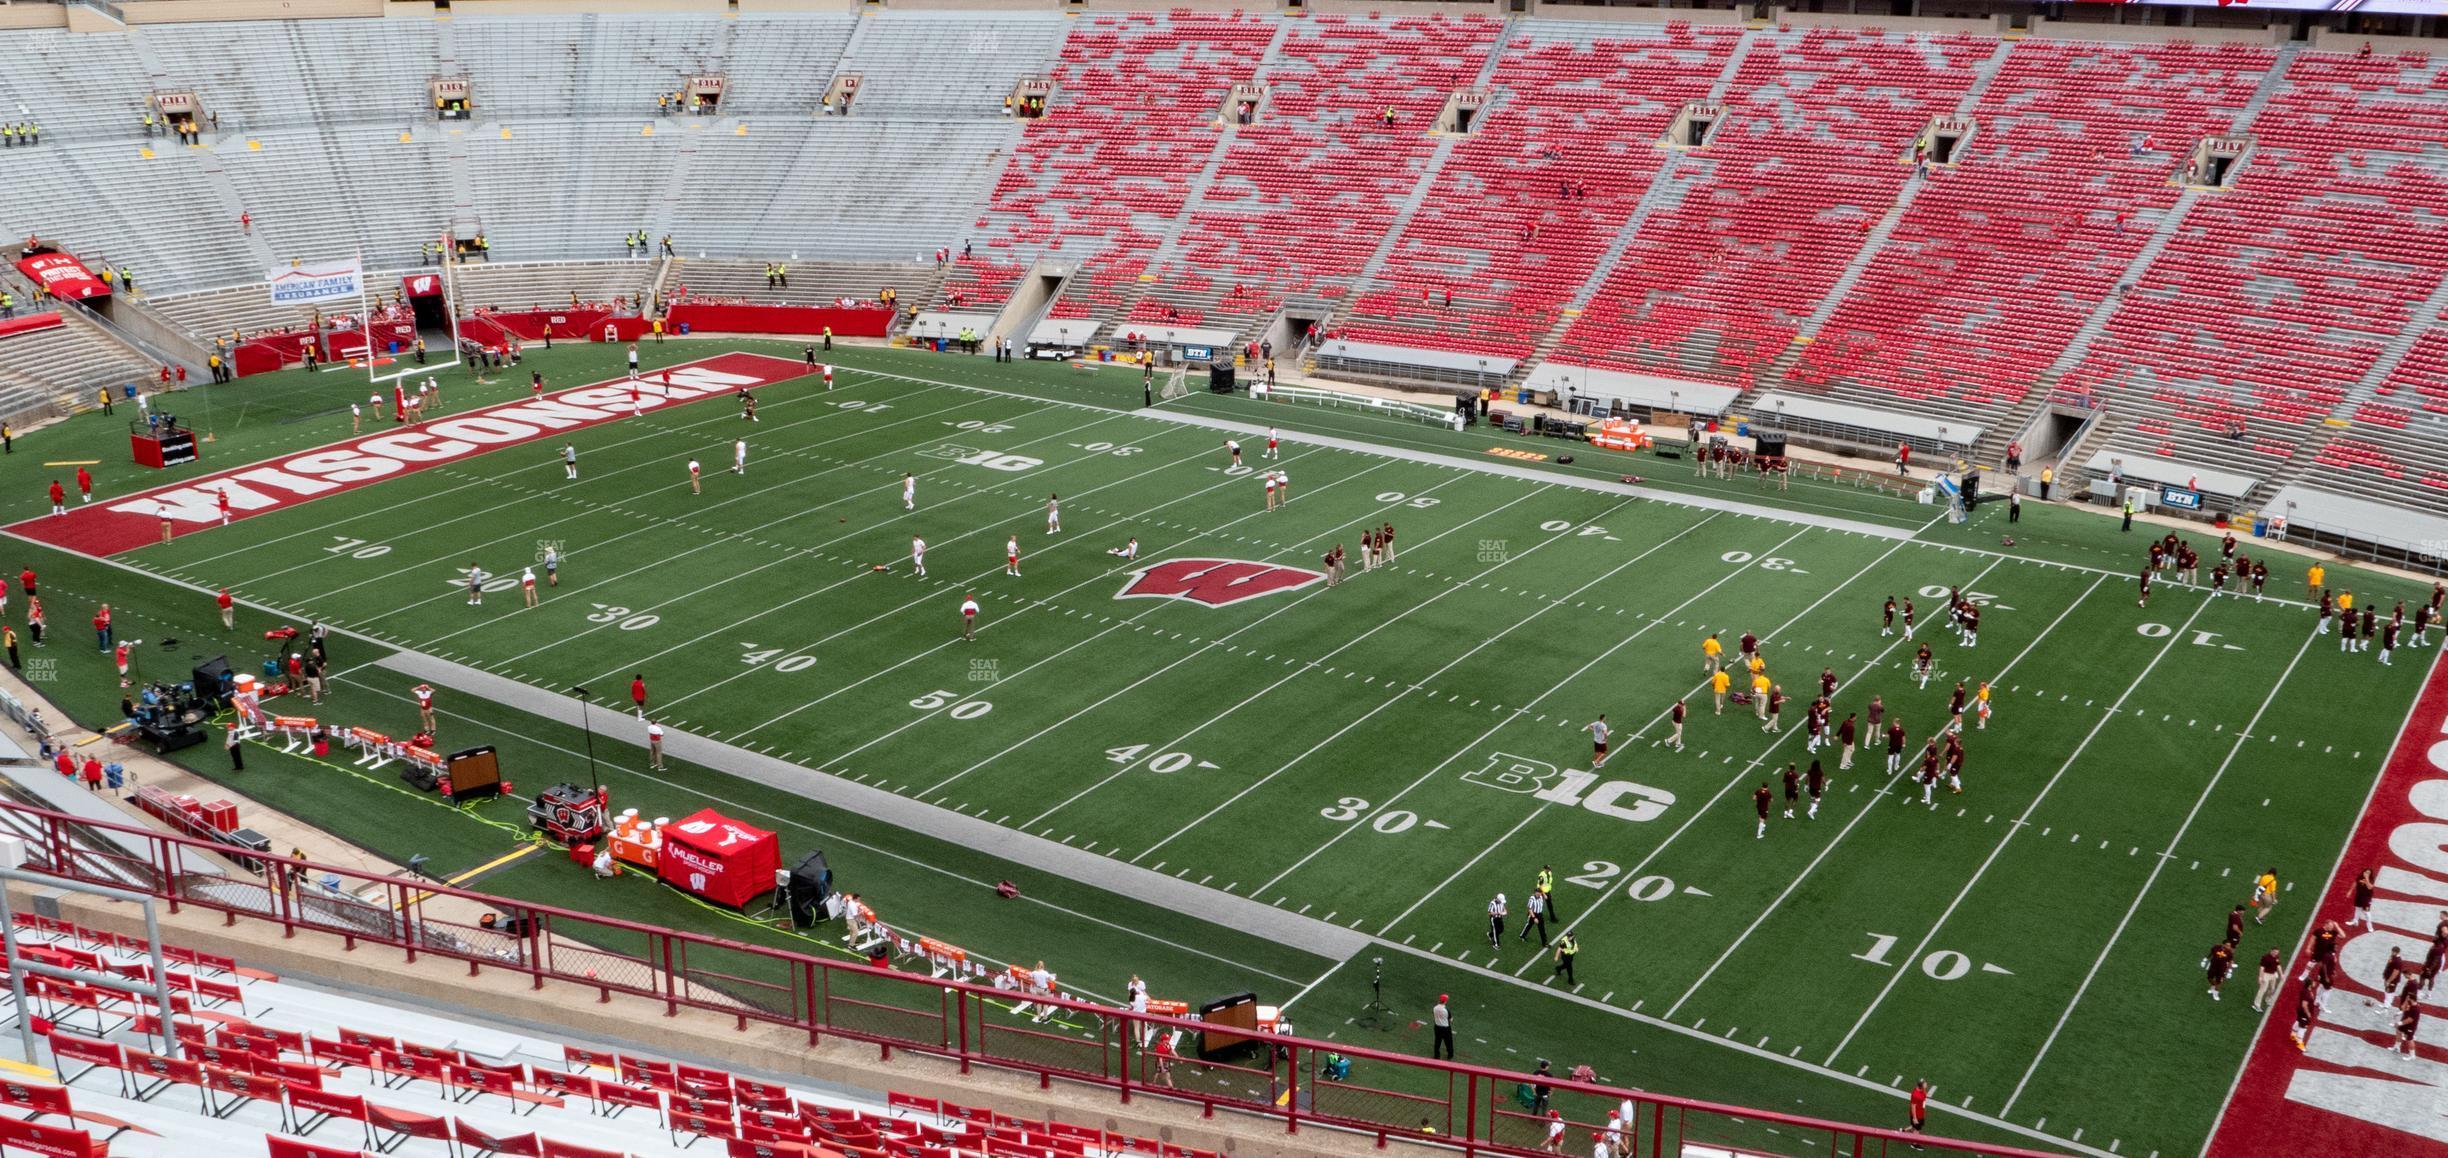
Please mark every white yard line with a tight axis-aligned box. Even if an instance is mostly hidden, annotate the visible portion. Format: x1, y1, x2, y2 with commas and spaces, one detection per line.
327, 673, 1311, 989
1026, 489, 1634, 830
1999, 616, 2330, 1116
660, 445, 1376, 726
845, 364, 1922, 540
1820, 591, 2222, 1065
212, 368, 934, 585
1266, 523, 1823, 903
1366, 937, 2118, 1158
1489, 517, 1955, 974
343, 392, 1058, 641
1663, 571, 2104, 1018
306, 391, 1076, 620
924, 480, 1551, 807
816, 466, 1471, 774
496, 414, 1244, 688
170, 362, 909, 572
2187, 641, 2446, 1158
1133, 512, 1719, 862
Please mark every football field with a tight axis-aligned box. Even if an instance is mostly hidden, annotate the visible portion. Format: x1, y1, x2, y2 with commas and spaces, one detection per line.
11, 344, 2435, 1158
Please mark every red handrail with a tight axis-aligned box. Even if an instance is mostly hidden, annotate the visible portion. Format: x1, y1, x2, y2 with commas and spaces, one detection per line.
0, 800, 2065, 1158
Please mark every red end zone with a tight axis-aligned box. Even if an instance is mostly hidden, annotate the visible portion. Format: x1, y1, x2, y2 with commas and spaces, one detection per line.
2206, 649, 2448, 1158
6, 353, 808, 558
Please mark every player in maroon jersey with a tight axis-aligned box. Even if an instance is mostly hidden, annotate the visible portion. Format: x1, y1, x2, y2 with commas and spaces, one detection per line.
1753, 783, 1772, 840
2206, 942, 2235, 1000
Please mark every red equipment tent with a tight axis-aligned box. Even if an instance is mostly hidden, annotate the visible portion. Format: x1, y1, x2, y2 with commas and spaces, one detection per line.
657, 809, 780, 908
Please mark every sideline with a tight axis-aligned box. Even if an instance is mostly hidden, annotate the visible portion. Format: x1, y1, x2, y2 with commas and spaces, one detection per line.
370, 649, 1372, 964
839, 366, 1910, 540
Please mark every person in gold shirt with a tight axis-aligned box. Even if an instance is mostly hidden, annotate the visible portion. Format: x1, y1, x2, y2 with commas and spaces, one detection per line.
1975, 681, 1993, 731
2251, 867, 2280, 926
1711, 669, 1732, 715
1751, 672, 1773, 721
2307, 563, 2326, 602
1701, 632, 1723, 675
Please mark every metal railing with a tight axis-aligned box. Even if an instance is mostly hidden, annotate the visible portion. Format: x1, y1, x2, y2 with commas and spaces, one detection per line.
0, 799, 2062, 1158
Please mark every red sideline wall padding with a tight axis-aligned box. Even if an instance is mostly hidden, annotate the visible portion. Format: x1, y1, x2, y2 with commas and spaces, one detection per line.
0, 313, 65, 340
663, 304, 892, 339
471, 309, 616, 341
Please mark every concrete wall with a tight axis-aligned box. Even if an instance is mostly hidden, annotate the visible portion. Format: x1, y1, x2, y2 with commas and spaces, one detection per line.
1310, 0, 1505, 17
118, 0, 382, 23
1769, 7, 1995, 35
2029, 15, 2286, 48
1528, 5, 1746, 28
729, 0, 866, 11
439, 0, 727, 13
0, 5, 69, 30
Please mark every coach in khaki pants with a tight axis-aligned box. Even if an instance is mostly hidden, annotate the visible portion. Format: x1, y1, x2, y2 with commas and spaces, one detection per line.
2251, 948, 2283, 1011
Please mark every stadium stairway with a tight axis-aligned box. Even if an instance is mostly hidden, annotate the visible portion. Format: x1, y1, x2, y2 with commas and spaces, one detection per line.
1063, 13, 1301, 341
1781, 39, 2014, 348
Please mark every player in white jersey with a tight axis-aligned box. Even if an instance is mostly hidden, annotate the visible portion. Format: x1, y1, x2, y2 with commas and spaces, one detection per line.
521, 567, 539, 607
902, 472, 916, 511
687, 459, 702, 494
1006, 536, 1022, 577
1274, 469, 1289, 503
1225, 439, 1242, 468
1266, 427, 1279, 459
733, 439, 748, 475
1264, 472, 1278, 512
1046, 494, 1061, 533
911, 536, 927, 577
1108, 537, 1139, 561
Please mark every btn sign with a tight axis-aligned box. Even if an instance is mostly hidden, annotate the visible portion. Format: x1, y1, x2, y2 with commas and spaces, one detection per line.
1464, 753, 1675, 822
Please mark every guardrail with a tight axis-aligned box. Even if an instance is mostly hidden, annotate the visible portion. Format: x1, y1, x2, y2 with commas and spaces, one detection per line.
0, 799, 2061, 1158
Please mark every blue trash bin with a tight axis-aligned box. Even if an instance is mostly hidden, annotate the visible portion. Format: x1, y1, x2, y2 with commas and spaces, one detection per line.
122, 384, 137, 399
388, 340, 400, 355
2252, 516, 2269, 537
679, 322, 691, 335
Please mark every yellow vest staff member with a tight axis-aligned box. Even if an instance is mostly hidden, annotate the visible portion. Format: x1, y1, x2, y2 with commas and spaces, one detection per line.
1701, 632, 1723, 675
1712, 669, 1732, 715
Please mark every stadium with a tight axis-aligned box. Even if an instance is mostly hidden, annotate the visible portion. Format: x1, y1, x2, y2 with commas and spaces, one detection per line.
0, 0, 2442, 1156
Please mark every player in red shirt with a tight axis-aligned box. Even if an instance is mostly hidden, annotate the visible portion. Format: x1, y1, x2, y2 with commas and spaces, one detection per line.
216, 490, 231, 525
18, 568, 34, 599
45, 479, 63, 516
114, 640, 131, 687
74, 466, 91, 504
630, 674, 649, 719
962, 593, 980, 641
217, 587, 234, 630
1906, 1080, 1928, 1136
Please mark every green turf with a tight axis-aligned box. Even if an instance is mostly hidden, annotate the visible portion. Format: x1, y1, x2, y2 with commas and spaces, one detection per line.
2, 341, 2434, 1158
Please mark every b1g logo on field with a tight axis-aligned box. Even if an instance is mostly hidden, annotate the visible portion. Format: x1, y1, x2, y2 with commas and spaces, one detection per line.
1465, 753, 1675, 823
1117, 559, 1324, 608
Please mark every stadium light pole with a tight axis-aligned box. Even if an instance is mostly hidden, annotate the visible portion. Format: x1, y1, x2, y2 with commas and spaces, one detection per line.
568, 686, 603, 800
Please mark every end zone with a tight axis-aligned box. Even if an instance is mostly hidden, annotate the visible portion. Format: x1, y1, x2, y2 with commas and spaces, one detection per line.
5, 353, 808, 558
2204, 646, 2448, 1157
